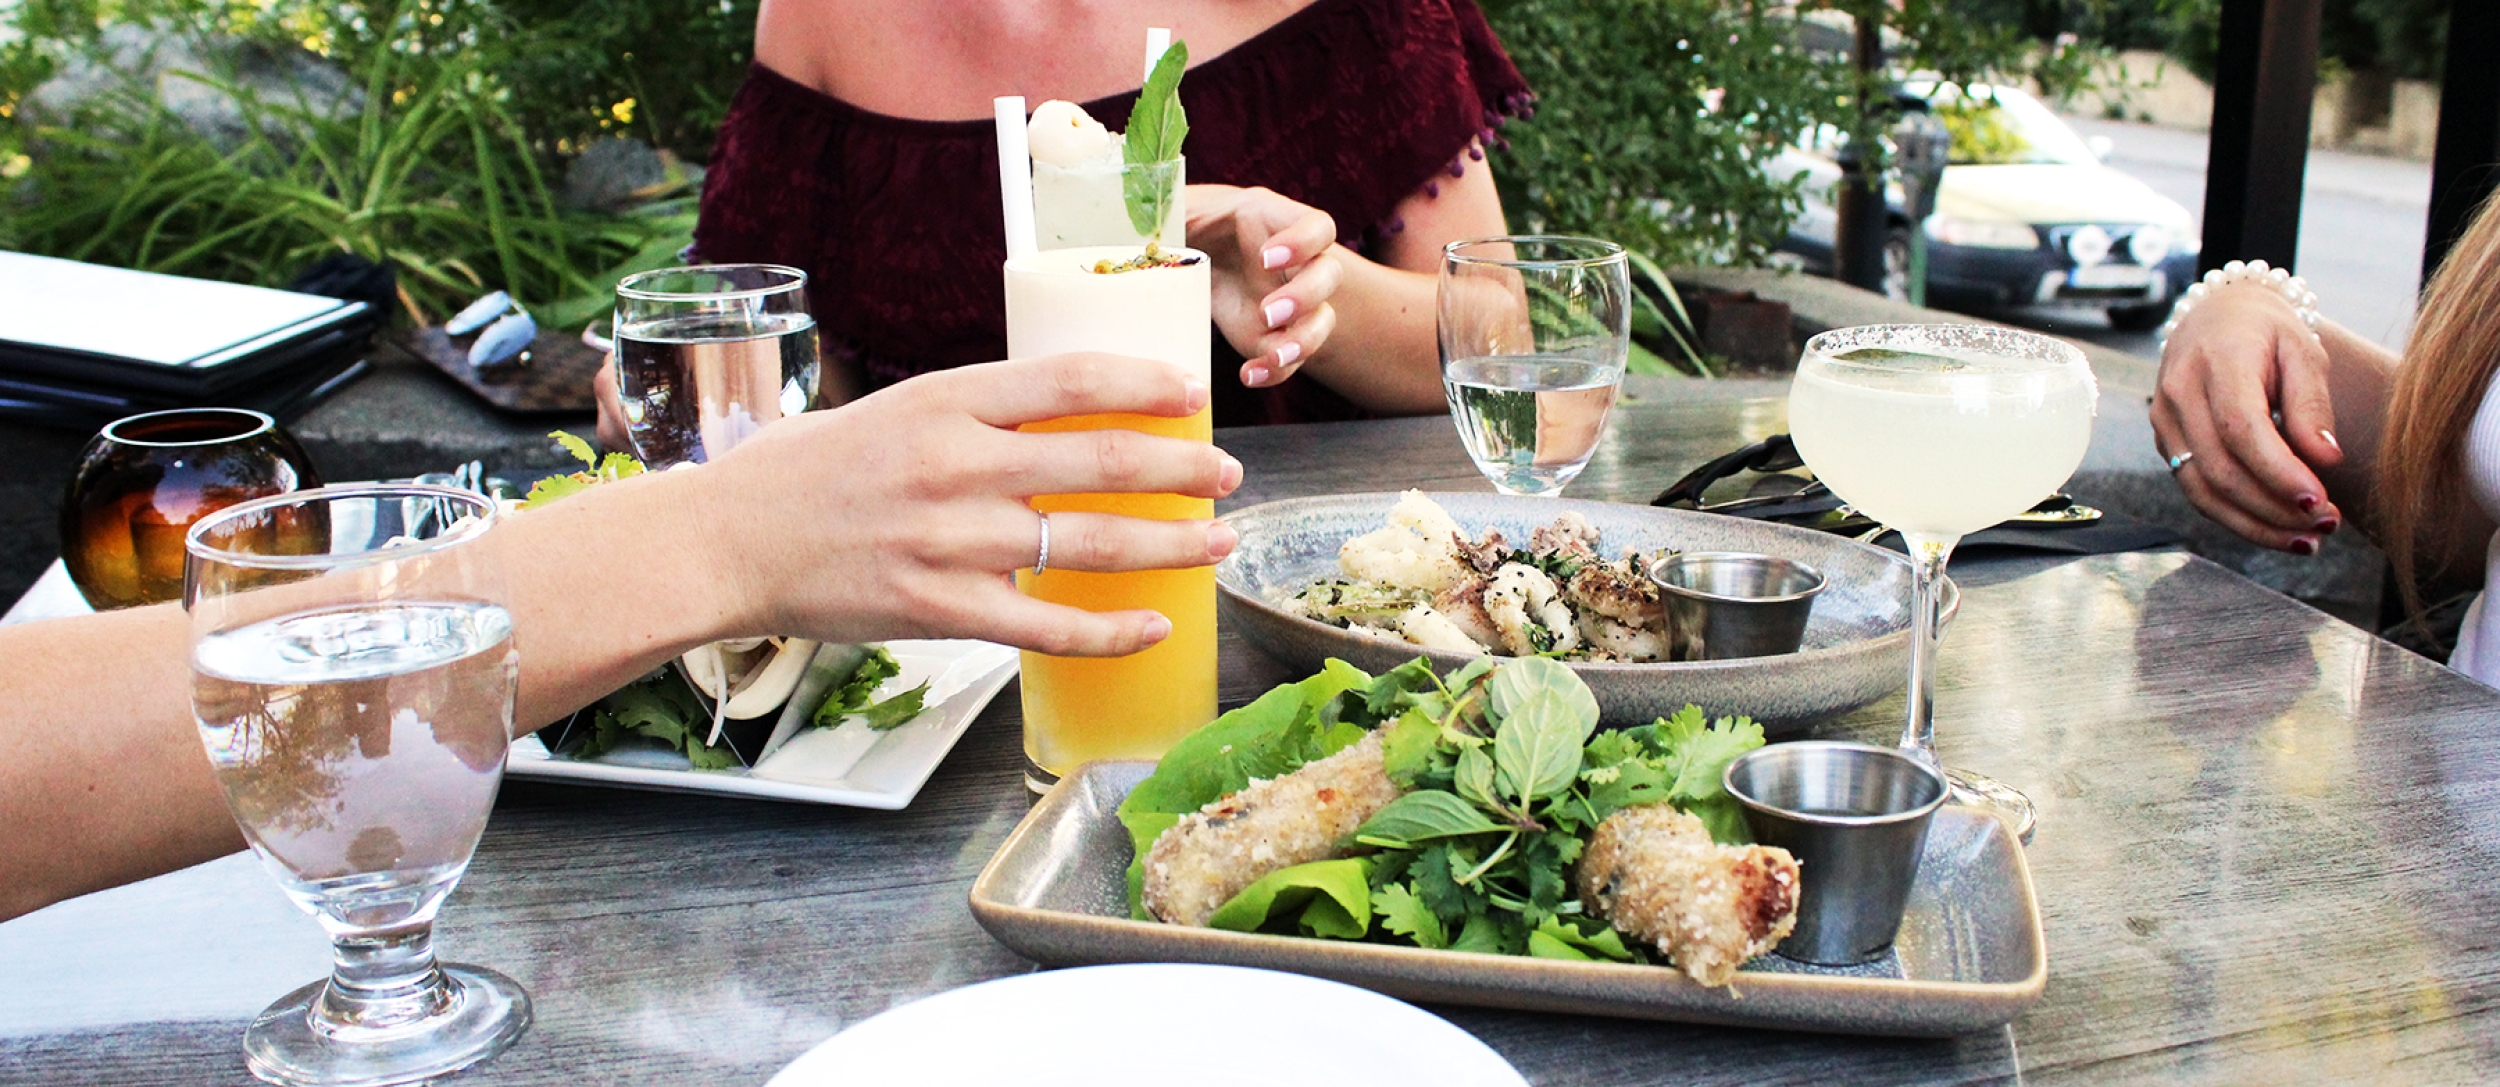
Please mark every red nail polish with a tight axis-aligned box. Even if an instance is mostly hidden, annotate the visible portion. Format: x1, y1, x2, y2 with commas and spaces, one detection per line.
2289, 536, 2318, 556
2312, 515, 2340, 534
2295, 494, 2320, 514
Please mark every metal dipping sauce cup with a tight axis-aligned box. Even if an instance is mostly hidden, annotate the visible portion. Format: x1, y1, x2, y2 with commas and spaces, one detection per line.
1648, 552, 1825, 661
1724, 741, 1948, 965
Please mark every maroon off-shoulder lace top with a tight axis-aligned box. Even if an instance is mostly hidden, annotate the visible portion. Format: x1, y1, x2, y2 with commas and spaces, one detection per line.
692, 0, 1533, 427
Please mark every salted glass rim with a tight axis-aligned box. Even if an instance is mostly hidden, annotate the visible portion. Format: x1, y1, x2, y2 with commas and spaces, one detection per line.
100, 407, 275, 449
616, 262, 808, 304
1802, 323, 2091, 376
1443, 234, 1628, 270
185, 482, 498, 572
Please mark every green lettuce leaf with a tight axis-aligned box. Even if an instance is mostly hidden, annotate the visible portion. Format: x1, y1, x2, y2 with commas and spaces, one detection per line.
1204, 858, 1371, 939
1118, 659, 1373, 918
571, 668, 739, 771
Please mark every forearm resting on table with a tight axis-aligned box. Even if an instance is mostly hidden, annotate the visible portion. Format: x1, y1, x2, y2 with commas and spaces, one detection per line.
0, 470, 739, 921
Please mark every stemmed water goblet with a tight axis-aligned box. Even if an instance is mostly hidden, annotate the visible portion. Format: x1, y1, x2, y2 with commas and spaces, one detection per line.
1786, 324, 2096, 840
1437, 236, 1631, 497
187, 483, 528, 1085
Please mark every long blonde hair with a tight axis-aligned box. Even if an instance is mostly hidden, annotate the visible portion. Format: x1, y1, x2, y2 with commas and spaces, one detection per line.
2383, 188, 2500, 618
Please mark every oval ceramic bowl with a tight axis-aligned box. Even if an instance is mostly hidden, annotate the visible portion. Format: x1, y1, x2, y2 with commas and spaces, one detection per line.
1216, 492, 1952, 733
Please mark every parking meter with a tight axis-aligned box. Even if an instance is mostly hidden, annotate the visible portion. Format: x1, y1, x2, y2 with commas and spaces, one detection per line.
1894, 111, 1952, 306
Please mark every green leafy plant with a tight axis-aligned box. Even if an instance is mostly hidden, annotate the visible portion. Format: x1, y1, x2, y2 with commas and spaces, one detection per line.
2, 0, 698, 325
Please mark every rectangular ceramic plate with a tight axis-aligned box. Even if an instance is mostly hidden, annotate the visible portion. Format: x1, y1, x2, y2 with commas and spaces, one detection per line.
510, 639, 1017, 810
3, 561, 1014, 811
970, 761, 2047, 1037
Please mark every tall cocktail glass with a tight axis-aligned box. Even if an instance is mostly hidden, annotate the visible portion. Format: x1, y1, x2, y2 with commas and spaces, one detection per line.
1786, 324, 2095, 839
613, 264, 820, 468
186, 484, 526, 1085
1437, 236, 1630, 497
1005, 245, 1216, 793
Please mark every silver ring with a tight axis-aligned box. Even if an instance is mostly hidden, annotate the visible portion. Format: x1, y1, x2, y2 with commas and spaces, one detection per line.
1033, 514, 1052, 576
2167, 450, 2195, 472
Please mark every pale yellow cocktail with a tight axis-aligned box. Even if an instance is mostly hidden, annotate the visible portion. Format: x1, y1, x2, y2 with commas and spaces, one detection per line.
1004, 245, 1216, 789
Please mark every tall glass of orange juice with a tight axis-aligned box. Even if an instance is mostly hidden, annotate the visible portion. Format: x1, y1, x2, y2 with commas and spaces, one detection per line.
1004, 244, 1216, 792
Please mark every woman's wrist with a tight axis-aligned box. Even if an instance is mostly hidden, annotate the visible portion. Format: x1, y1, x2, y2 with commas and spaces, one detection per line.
2160, 259, 2320, 355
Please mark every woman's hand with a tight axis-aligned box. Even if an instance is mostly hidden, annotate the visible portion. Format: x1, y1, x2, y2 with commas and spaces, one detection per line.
1187, 184, 1342, 389
2151, 283, 2345, 554
692, 352, 1244, 656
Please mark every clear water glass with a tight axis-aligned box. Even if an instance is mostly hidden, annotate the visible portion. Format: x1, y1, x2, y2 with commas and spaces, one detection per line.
614, 263, 821, 468
1437, 236, 1631, 496
1786, 324, 2096, 840
186, 484, 527, 1086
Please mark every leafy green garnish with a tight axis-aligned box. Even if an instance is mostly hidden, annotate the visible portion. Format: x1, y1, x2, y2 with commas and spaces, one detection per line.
525, 430, 646, 506
1125, 656, 1770, 965
571, 667, 740, 771
807, 646, 931, 732
1204, 858, 1372, 939
1121, 39, 1189, 239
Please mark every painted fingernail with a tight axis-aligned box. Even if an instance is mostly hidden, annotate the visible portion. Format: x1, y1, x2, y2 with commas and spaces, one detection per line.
2319, 429, 2341, 451
1218, 454, 1243, 493
2295, 493, 2320, 513
1141, 614, 1174, 644
1183, 379, 1210, 412
1243, 364, 1271, 386
2289, 536, 2319, 556
1262, 245, 1293, 270
1274, 340, 1303, 369
2312, 515, 2340, 534
1264, 298, 1296, 328
1207, 520, 1240, 558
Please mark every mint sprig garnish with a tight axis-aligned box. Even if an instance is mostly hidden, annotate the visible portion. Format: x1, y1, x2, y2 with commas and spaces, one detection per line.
1122, 40, 1190, 239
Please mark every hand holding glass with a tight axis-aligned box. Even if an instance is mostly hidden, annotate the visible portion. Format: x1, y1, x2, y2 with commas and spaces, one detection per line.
187, 484, 527, 1086
1786, 324, 2095, 840
1436, 236, 1630, 497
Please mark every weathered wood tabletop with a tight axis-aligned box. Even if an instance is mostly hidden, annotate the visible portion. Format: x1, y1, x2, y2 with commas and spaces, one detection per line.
6, 379, 2498, 1085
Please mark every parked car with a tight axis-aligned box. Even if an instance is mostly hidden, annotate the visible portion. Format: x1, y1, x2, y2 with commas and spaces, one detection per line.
1774, 83, 2199, 331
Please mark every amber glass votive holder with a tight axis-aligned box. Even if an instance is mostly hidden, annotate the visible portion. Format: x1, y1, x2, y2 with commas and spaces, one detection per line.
59, 407, 320, 610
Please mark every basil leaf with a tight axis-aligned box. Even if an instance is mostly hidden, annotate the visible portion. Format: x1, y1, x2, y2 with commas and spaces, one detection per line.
1487, 656, 1598, 742
1356, 791, 1506, 848
1455, 744, 1499, 809
1493, 690, 1585, 805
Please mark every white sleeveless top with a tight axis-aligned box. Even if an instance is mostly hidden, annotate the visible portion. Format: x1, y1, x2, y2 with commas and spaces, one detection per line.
2447, 374, 2500, 685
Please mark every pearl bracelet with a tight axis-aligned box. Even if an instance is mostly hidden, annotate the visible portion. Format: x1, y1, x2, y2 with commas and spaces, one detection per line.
2158, 259, 2322, 355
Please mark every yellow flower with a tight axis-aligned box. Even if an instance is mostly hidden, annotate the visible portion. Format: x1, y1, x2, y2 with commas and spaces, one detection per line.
611, 97, 637, 125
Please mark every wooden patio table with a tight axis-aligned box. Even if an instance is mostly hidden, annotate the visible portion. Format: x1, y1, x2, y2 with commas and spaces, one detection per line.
5, 378, 2497, 1085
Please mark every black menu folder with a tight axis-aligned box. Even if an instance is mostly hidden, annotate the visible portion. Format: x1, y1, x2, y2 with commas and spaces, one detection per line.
0, 250, 379, 415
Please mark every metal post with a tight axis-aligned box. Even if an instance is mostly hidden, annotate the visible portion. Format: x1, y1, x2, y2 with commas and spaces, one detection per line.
1834, 7, 1890, 293
2200, 0, 2322, 272
2425, 0, 2500, 280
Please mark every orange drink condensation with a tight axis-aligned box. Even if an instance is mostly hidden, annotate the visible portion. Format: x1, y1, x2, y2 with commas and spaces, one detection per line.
1004, 245, 1217, 788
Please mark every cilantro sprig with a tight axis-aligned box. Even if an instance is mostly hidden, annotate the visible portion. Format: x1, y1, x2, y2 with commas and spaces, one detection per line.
524, 430, 645, 506
809, 646, 932, 732
1119, 657, 1765, 960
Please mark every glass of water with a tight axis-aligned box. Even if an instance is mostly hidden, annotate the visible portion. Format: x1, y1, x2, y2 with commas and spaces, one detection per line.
614, 264, 821, 467
187, 484, 527, 1086
1437, 236, 1630, 496
1786, 324, 2097, 840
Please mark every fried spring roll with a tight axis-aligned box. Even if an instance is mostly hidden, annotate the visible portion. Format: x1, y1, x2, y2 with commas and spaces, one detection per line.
1577, 803, 1800, 987
1143, 731, 1405, 927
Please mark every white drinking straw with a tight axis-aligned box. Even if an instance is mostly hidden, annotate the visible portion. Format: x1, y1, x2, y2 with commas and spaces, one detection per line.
993, 96, 1038, 261
1143, 27, 1172, 81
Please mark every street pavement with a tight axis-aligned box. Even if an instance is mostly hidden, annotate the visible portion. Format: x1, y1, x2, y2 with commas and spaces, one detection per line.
1973, 114, 2430, 358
